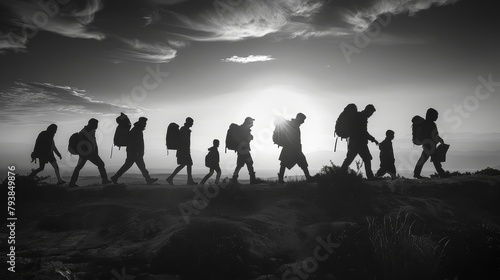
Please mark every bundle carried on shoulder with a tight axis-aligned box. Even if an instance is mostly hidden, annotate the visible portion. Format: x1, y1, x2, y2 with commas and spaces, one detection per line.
272, 116, 293, 147
68, 132, 83, 155
166, 122, 181, 151
225, 123, 243, 152
333, 103, 358, 151
114, 113, 131, 148
411, 115, 426, 145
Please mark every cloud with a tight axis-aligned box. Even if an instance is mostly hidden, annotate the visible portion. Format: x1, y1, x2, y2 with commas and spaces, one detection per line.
0, 0, 105, 53
170, 0, 328, 41
168, 39, 189, 48
0, 33, 28, 54
114, 38, 177, 63
0, 82, 141, 124
222, 55, 275, 63
343, 0, 460, 33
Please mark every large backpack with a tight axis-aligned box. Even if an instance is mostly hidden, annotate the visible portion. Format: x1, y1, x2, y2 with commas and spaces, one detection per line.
68, 132, 82, 155
272, 117, 292, 147
113, 113, 131, 148
225, 123, 242, 152
333, 103, 358, 151
411, 115, 426, 145
335, 103, 358, 139
166, 123, 181, 151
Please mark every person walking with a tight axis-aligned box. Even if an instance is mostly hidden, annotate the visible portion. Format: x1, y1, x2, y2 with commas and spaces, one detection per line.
376, 130, 397, 179
111, 117, 158, 185
166, 117, 197, 185
232, 117, 257, 184
340, 104, 379, 180
68, 118, 111, 187
413, 108, 448, 178
277, 113, 313, 184
28, 124, 65, 184
200, 139, 221, 185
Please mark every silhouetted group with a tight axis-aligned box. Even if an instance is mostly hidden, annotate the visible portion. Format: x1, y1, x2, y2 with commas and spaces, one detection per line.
29, 105, 449, 186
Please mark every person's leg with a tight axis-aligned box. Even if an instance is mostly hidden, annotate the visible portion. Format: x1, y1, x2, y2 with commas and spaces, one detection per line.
187, 165, 197, 184
69, 157, 87, 186
359, 145, 374, 179
232, 153, 244, 183
112, 156, 135, 183
29, 161, 46, 178
433, 161, 447, 178
167, 164, 185, 185
340, 147, 358, 173
414, 149, 430, 178
278, 165, 286, 184
214, 166, 221, 184
135, 156, 152, 180
376, 166, 386, 177
200, 168, 214, 185
49, 161, 64, 183
297, 152, 313, 181
88, 154, 110, 184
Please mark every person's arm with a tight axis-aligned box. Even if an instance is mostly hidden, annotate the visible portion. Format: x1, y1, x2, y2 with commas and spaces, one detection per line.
53, 140, 62, 159
367, 132, 378, 145
433, 123, 445, 144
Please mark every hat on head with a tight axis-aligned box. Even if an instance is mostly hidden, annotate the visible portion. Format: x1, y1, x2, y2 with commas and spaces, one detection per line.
138, 117, 148, 124
243, 117, 255, 125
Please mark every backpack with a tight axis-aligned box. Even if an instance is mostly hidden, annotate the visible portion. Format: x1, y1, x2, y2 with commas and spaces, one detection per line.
411, 115, 425, 145
272, 117, 292, 147
113, 113, 131, 147
68, 132, 81, 155
205, 149, 218, 168
333, 103, 358, 151
166, 123, 181, 150
334, 103, 358, 139
225, 123, 242, 152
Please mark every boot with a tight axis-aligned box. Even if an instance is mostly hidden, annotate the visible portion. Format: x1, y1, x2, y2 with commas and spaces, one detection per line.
249, 172, 257, 184
278, 172, 285, 184
232, 174, 239, 184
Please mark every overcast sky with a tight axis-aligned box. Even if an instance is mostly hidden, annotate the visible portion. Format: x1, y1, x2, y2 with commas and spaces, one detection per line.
1, 0, 499, 177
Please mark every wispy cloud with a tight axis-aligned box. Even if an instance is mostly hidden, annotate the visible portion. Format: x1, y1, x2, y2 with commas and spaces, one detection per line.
114, 38, 177, 63
343, 0, 460, 32
0, 82, 141, 124
0, 0, 105, 53
171, 0, 328, 41
222, 55, 275, 63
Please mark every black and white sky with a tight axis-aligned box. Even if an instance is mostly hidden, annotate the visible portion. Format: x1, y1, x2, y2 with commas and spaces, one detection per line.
1, 0, 499, 175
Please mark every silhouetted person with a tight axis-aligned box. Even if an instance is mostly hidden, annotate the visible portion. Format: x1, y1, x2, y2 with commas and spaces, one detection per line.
200, 139, 221, 185
232, 117, 257, 184
278, 113, 313, 184
340, 104, 379, 179
28, 124, 65, 184
111, 117, 158, 185
376, 130, 397, 179
68, 118, 111, 187
413, 108, 448, 179
166, 117, 197, 185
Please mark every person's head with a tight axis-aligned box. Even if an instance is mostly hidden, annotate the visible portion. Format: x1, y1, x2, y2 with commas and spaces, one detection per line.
213, 139, 220, 147
243, 117, 255, 127
87, 118, 98, 130
294, 113, 306, 125
426, 108, 438, 121
386, 129, 395, 140
47, 124, 57, 134
185, 117, 194, 128
364, 104, 376, 117
135, 117, 148, 130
